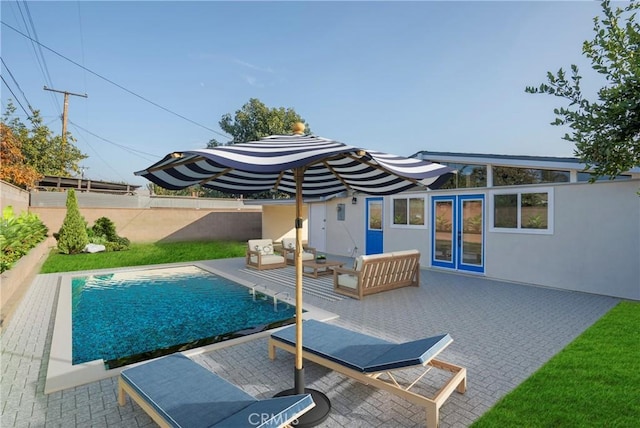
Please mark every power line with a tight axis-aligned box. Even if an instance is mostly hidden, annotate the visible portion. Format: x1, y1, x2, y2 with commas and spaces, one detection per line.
1, 21, 230, 139
0, 75, 31, 117
68, 120, 161, 161
1, 57, 35, 115
13, 1, 59, 115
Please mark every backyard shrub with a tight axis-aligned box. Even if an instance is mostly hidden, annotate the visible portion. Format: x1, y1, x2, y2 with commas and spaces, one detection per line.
0, 206, 48, 273
88, 217, 130, 252
55, 189, 89, 255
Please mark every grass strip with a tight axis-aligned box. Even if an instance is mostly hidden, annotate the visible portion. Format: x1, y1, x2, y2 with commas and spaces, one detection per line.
40, 240, 246, 273
471, 301, 639, 427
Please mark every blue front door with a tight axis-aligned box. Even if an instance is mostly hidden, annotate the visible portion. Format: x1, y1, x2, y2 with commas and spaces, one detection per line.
365, 197, 383, 254
431, 194, 484, 273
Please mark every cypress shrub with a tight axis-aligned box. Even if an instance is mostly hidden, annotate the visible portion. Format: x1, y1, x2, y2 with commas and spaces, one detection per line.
55, 189, 89, 254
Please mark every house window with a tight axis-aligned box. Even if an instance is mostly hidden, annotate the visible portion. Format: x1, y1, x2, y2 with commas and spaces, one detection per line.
492, 167, 569, 186
491, 188, 553, 234
392, 196, 426, 228
436, 163, 487, 189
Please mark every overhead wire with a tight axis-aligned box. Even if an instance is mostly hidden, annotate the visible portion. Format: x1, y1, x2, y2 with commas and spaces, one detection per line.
68, 120, 161, 161
1, 21, 229, 139
13, 0, 60, 116
0, 75, 31, 118
1, 57, 35, 116
68, 122, 132, 182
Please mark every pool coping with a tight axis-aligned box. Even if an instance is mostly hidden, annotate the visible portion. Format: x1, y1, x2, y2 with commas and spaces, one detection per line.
44, 262, 338, 394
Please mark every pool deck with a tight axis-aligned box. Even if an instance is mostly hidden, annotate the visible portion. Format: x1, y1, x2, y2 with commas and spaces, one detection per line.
1, 256, 619, 427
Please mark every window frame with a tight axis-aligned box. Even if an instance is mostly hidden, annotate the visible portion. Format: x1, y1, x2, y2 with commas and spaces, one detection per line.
489, 187, 554, 235
390, 195, 428, 229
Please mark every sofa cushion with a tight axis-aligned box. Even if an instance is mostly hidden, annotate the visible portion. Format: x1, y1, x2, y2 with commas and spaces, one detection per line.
391, 249, 420, 257
250, 254, 285, 265
248, 239, 274, 255
282, 238, 296, 250
337, 274, 358, 289
285, 251, 315, 261
353, 256, 364, 271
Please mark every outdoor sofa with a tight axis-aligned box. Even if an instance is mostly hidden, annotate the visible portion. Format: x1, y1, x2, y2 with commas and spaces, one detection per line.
246, 239, 287, 270
333, 249, 421, 299
118, 353, 314, 427
269, 320, 466, 428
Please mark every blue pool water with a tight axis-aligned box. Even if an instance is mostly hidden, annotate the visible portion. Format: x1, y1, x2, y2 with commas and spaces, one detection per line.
72, 265, 295, 368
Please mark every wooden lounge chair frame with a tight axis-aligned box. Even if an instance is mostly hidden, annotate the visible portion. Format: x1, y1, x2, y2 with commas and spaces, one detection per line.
268, 322, 466, 428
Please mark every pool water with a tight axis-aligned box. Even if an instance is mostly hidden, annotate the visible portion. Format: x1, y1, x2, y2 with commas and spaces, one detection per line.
72, 265, 295, 368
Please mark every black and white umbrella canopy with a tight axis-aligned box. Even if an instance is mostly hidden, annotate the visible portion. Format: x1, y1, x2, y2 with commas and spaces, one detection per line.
134, 129, 454, 425
135, 134, 454, 196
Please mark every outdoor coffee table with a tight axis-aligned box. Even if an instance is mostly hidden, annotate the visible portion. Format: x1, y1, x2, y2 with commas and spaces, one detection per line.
302, 259, 344, 279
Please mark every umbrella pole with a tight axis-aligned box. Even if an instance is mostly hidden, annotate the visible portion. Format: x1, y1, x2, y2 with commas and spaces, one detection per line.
294, 168, 304, 394
274, 167, 331, 427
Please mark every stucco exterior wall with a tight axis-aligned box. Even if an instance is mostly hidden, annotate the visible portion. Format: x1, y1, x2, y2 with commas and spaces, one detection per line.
0, 181, 30, 215
261, 205, 308, 245
308, 181, 640, 300
322, 198, 365, 257
486, 180, 640, 300
30, 207, 262, 243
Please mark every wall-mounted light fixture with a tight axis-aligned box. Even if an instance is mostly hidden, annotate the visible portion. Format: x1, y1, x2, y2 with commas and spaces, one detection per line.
351, 196, 358, 205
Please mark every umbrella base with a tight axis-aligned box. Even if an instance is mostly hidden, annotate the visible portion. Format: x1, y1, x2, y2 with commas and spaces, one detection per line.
274, 388, 331, 427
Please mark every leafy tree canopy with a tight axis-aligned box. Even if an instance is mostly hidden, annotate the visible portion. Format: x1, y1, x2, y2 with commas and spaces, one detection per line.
0, 123, 42, 188
526, 0, 640, 181
207, 98, 310, 147
2, 101, 87, 179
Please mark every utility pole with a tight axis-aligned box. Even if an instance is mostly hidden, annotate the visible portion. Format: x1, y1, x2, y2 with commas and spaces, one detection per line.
43, 86, 87, 144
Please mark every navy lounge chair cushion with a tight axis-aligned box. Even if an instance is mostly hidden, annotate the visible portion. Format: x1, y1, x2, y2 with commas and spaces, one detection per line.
120, 353, 313, 428
270, 320, 452, 373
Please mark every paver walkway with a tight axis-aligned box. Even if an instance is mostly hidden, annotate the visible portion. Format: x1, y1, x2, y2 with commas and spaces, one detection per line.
1, 256, 619, 427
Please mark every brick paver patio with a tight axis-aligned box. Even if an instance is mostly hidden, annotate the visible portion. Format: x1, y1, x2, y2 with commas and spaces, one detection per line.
1, 256, 619, 427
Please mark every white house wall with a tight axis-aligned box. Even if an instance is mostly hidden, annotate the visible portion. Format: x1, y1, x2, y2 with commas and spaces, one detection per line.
312, 180, 639, 300
321, 198, 365, 257
485, 180, 640, 300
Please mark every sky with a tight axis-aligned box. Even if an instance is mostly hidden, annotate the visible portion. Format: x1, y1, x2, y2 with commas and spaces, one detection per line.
1, 1, 610, 186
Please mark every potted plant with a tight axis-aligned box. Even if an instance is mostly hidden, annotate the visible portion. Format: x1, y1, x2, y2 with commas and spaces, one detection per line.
316, 254, 326, 264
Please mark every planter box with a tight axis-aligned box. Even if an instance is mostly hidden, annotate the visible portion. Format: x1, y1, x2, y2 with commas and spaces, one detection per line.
0, 237, 54, 328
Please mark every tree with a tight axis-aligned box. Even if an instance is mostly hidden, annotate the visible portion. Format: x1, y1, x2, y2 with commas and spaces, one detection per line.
55, 189, 89, 254
203, 98, 310, 199
525, 0, 640, 180
207, 98, 310, 147
0, 123, 42, 188
2, 101, 87, 177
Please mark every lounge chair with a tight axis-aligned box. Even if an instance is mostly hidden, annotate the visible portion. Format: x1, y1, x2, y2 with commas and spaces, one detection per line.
118, 353, 315, 428
268, 320, 466, 428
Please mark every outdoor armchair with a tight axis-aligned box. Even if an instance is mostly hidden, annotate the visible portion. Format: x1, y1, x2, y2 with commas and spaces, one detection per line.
246, 239, 287, 270
281, 237, 317, 265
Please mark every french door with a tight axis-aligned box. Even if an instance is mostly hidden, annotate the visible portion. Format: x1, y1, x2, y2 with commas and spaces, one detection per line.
431, 194, 484, 273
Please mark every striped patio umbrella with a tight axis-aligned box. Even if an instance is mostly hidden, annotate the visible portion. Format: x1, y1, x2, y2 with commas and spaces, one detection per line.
134, 124, 454, 425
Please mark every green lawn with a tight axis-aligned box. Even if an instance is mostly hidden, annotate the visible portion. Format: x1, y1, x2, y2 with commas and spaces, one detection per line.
40, 240, 246, 273
471, 301, 640, 427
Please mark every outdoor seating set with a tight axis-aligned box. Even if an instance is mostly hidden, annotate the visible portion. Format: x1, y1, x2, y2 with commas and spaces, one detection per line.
245, 240, 421, 299
118, 321, 467, 428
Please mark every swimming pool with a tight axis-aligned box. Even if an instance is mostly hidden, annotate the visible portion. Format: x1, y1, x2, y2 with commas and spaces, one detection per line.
45, 262, 339, 394
72, 265, 296, 369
